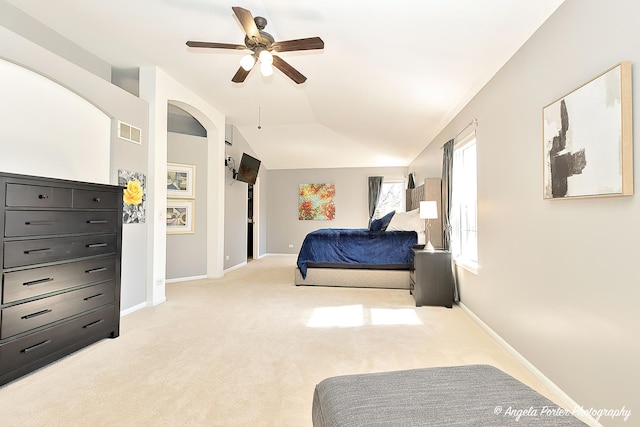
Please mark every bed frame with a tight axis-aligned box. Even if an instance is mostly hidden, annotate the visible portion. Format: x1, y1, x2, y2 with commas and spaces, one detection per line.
295, 178, 442, 289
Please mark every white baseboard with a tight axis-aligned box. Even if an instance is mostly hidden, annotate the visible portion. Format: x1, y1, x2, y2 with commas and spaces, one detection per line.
264, 253, 297, 257
165, 275, 207, 284
224, 261, 247, 273
458, 302, 601, 427
120, 302, 146, 317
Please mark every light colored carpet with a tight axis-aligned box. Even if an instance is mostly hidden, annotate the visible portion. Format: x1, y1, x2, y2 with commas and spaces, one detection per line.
0, 255, 563, 426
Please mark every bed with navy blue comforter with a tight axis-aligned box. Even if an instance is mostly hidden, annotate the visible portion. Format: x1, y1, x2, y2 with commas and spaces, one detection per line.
296, 228, 417, 279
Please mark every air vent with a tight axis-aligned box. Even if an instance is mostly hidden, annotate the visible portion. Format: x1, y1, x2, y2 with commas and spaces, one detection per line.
118, 121, 142, 144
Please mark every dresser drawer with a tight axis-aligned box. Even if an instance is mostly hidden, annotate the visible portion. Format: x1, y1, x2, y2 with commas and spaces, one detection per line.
0, 305, 115, 376
5, 211, 118, 237
1, 281, 115, 339
2, 256, 116, 304
3, 234, 117, 268
5, 183, 72, 208
73, 188, 121, 209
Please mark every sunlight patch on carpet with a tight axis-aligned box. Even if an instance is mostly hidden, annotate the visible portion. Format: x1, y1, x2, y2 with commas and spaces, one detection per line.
306, 305, 423, 328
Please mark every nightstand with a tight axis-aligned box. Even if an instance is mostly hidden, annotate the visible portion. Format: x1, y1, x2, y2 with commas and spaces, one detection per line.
410, 249, 454, 308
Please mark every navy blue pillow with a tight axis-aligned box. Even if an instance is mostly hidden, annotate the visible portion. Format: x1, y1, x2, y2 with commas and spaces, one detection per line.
370, 210, 395, 231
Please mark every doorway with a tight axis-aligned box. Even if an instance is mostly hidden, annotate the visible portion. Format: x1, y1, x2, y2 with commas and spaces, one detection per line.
247, 184, 254, 260
248, 177, 260, 260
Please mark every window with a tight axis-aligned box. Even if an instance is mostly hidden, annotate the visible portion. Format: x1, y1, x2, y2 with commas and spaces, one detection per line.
374, 179, 405, 219
451, 134, 478, 272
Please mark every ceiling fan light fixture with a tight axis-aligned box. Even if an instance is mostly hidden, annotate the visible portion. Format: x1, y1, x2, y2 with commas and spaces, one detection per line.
258, 50, 273, 65
260, 62, 274, 77
240, 54, 256, 71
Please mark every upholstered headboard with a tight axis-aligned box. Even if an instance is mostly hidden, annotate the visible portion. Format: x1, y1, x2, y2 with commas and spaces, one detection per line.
406, 178, 443, 249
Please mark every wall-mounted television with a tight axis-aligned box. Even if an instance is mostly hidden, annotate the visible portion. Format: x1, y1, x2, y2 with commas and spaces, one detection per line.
235, 153, 261, 185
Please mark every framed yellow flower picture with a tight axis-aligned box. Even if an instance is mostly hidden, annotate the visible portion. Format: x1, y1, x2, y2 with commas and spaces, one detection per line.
118, 169, 146, 224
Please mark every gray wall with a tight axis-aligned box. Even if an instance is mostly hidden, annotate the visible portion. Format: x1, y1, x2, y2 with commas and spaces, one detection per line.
266, 167, 407, 254
166, 132, 208, 279
224, 125, 266, 269
409, 0, 639, 421
1, 4, 149, 312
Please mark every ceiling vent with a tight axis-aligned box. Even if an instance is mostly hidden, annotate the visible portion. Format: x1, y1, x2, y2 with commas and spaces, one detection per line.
118, 120, 142, 144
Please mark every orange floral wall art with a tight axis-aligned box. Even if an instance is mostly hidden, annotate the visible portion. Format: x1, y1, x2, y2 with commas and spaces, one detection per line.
299, 183, 335, 220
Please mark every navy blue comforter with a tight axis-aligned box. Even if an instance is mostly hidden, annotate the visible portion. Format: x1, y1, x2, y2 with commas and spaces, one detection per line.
296, 228, 417, 279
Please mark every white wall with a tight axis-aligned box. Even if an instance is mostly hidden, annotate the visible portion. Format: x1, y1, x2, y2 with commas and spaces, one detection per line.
0, 24, 149, 313
0, 59, 110, 184
139, 67, 226, 306
409, 0, 639, 422
266, 166, 407, 254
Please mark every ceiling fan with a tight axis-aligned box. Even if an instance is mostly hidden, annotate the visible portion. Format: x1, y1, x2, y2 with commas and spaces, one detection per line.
186, 6, 324, 84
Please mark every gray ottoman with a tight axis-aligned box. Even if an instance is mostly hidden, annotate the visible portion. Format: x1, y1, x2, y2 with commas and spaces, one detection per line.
312, 364, 586, 426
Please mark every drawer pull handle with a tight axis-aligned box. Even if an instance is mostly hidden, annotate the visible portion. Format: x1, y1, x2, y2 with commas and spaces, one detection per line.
21, 309, 52, 320
38, 194, 49, 200
93, 197, 102, 203
84, 293, 104, 301
83, 319, 104, 329
86, 243, 108, 248
23, 277, 54, 286
87, 220, 108, 224
24, 248, 52, 254
25, 221, 54, 225
85, 267, 108, 274
22, 340, 51, 353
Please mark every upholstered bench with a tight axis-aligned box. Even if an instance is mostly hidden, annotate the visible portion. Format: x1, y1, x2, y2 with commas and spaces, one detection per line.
312, 364, 587, 426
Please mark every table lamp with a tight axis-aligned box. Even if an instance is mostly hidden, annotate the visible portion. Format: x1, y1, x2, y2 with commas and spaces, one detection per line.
419, 201, 438, 252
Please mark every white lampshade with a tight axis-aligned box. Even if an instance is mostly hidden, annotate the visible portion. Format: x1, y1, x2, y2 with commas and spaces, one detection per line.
260, 62, 274, 77
240, 54, 256, 71
258, 50, 273, 65
419, 201, 438, 220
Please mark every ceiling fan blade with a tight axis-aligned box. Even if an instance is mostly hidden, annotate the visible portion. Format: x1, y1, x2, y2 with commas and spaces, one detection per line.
232, 6, 264, 44
232, 66, 251, 83
272, 37, 324, 53
186, 41, 246, 50
272, 55, 307, 84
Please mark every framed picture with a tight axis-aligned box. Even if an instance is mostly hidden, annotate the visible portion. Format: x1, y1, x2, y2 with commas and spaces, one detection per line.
299, 183, 335, 220
543, 61, 633, 199
166, 199, 194, 234
118, 169, 146, 224
167, 163, 195, 198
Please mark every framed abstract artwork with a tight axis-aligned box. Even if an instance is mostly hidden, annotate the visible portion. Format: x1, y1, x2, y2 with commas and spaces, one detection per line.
166, 199, 194, 234
299, 183, 335, 220
167, 163, 195, 198
542, 61, 633, 199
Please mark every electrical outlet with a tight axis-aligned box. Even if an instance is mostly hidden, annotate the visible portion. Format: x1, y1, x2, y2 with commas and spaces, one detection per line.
288, 244, 294, 248
225, 255, 230, 260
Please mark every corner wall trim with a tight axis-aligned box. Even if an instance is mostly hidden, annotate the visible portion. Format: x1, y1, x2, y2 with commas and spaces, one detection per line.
458, 302, 601, 427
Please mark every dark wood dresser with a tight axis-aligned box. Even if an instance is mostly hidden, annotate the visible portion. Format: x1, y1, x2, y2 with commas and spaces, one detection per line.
0, 172, 122, 386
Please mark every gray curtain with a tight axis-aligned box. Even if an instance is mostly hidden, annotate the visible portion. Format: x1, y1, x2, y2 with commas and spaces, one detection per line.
368, 176, 384, 226
441, 139, 459, 302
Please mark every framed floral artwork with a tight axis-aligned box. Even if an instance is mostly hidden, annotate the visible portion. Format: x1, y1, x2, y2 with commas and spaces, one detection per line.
299, 183, 335, 220
118, 169, 146, 224
167, 163, 195, 198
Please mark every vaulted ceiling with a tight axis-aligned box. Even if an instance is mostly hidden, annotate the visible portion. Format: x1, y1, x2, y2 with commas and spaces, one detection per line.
5, 0, 564, 169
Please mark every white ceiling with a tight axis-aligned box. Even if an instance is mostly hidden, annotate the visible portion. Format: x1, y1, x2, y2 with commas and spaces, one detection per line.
6, 0, 564, 170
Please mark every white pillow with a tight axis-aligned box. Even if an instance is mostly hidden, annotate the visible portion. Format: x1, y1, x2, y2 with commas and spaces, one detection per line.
387, 208, 425, 233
